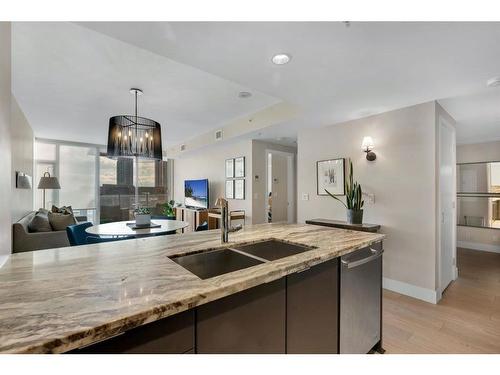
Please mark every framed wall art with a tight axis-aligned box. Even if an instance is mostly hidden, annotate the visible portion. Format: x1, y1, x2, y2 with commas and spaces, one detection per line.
316, 158, 345, 196
225, 158, 234, 178
225, 179, 234, 199
234, 156, 245, 178
234, 179, 245, 200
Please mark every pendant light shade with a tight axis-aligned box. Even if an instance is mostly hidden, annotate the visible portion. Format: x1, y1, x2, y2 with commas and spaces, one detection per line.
107, 88, 163, 160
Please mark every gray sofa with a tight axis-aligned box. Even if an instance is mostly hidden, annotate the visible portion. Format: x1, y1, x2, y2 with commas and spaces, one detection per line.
13, 211, 70, 253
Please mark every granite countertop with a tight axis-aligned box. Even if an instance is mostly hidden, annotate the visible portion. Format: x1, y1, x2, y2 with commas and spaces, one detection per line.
0, 223, 385, 354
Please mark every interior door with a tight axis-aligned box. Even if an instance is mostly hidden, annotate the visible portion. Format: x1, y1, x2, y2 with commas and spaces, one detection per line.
271, 153, 288, 222
439, 119, 456, 294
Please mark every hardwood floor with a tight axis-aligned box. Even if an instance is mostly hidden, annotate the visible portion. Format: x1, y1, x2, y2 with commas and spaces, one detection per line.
383, 248, 500, 353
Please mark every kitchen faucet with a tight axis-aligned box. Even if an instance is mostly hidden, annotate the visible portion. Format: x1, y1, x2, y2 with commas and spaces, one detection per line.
214, 197, 242, 243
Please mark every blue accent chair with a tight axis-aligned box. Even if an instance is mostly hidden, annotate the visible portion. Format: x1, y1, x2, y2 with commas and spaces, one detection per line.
66, 222, 99, 246
196, 221, 209, 232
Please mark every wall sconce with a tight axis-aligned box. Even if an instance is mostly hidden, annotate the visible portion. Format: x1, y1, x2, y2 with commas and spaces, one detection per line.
361, 136, 376, 161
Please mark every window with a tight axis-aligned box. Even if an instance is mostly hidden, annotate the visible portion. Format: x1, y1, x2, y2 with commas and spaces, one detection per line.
35, 139, 99, 223
99, 156, 171, 224
35, 139, 172, 225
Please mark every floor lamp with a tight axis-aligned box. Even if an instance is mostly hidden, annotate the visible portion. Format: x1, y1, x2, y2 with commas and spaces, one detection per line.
37, 172, 61, 209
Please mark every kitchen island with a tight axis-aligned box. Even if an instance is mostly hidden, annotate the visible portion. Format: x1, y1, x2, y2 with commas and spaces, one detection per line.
0, 223, 385, 354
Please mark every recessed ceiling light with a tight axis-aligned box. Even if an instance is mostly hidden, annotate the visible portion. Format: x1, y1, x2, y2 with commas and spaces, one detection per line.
238, 91, 252, 98
487, 77, 500, 88
272, 53, 291, 65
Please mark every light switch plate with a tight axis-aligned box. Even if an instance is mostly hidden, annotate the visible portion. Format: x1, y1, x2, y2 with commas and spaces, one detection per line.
302, 193, 309, 201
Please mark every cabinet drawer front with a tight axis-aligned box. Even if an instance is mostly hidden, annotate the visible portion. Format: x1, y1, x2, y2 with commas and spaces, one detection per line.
287, 259, 339, 354
196, 279, 286, 354
76, 310, 194, 354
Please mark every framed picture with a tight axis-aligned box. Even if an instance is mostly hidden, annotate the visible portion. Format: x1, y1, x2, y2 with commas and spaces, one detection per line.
225, 158, 234, 178
317, 158, 345, 196
225, 180, 234, 199
234, 179, 245, 200
234, 156, 245, 178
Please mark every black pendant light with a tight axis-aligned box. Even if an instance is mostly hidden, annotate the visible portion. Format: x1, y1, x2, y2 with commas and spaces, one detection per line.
107, 88, 162, 160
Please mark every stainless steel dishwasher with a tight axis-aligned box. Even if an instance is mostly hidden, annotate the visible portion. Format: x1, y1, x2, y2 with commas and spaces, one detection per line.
339, 243, 383, 354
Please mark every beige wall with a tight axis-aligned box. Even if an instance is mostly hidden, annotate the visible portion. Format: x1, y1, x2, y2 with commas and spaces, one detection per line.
0, 23, 12, 256
457, 140, 500, 252
297, 102, 439, 293
251, 140, 296, 224
11, 96, 34, 223
457, 140, 500, 164
173, 139, 253, 223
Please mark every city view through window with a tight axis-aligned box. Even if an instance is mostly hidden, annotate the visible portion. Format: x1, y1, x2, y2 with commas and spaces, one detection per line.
34, 140, 170, 224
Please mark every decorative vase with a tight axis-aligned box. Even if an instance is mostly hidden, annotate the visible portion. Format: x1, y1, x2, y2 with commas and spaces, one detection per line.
346, 209, 363, 224
135, 213, 151, 226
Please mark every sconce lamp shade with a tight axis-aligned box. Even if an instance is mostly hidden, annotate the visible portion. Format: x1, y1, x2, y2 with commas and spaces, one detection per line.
361, 136, 374, 152
361, 136, 377, 161
37, 172, 61, 189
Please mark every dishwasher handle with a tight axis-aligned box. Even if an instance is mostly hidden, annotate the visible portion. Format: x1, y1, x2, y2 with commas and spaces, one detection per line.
341, 248, 384, 269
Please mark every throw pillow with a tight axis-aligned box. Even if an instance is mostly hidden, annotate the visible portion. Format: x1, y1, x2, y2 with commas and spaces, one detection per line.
52, 205, 74, 215
28, 210, 52, 232
48, 211, 77, 231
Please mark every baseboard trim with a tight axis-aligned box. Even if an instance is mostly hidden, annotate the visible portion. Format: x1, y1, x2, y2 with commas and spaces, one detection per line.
383, 277, 438, 304
457, 241, 500, 254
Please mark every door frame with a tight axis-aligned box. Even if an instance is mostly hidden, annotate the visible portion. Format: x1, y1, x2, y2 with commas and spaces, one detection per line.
265, 149, 296, 224
437, 117, 458, 300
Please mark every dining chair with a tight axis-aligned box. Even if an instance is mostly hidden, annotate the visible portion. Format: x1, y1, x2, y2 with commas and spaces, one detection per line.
66, 222, 99, 246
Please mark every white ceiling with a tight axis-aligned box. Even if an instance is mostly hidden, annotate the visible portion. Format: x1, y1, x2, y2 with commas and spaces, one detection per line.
11, 22, 281, 146
439, 88, 500, 144
12, 22, 500, 147
78, 22, 500, 145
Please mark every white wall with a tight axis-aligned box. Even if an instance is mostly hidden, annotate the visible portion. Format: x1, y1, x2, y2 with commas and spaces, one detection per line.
173, 139, 253, 222
11, 96, 34, 222
0, 23, 12, 256
457, 140, 500, 252
297, 102, 440, 300
251, 140, 296, 224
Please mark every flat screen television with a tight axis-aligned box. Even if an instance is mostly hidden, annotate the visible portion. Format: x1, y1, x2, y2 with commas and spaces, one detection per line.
184, 179, 209, 209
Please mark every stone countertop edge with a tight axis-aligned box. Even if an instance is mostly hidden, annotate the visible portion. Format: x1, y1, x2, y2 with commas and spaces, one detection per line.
0, 223, 385, 354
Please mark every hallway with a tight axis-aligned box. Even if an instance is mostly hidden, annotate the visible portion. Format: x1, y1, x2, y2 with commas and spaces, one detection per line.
383, 248, 500, 353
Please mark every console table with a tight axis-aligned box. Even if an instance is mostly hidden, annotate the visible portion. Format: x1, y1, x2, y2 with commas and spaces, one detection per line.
305, 218, 381, 233
207, 209, 245, 229
175, 207, 209, 233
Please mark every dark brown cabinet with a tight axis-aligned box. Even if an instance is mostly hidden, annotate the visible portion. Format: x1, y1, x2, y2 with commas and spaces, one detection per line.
196, 279, 286, 353
70, 242, 383, 354
286, 259, 339, 353
75, 310, 194, 354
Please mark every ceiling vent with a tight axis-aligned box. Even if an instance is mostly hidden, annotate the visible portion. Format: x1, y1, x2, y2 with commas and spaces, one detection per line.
180, 144, 186, 152
215, 129, 223, 141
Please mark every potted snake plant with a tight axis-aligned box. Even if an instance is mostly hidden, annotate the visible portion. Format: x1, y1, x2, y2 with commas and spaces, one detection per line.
325, 160, 364, 224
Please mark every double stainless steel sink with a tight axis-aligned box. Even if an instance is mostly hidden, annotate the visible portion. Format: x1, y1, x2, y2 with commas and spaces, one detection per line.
170, 239, 313, 280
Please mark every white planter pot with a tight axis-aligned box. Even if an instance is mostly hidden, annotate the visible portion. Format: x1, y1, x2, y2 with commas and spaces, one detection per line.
135, 214, 151, 226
